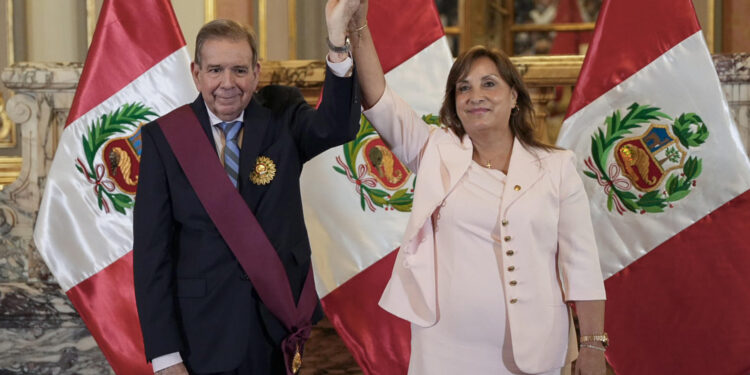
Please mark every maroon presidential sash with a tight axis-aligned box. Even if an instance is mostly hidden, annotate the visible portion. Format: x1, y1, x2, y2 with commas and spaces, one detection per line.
158, 105, 318, 374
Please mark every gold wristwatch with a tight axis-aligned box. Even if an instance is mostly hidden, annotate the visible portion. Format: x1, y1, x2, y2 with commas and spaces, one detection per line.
579, 333, 609, 348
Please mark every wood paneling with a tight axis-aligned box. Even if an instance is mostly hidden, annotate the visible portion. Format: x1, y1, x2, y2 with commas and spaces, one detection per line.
215, 0, 254, 29
723, 0, 750, 53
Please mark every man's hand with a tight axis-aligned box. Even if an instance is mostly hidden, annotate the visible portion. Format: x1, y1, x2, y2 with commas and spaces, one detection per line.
325, 0, 360, 46
155, 363, 188, 375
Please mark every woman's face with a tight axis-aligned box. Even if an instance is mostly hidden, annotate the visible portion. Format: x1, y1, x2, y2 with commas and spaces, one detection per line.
455, 57, 517, 139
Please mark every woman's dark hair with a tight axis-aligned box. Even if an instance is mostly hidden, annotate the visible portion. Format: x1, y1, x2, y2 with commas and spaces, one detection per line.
439, 46, 552, 150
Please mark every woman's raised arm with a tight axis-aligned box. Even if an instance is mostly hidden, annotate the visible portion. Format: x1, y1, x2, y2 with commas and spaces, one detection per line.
348, 0, 386, 109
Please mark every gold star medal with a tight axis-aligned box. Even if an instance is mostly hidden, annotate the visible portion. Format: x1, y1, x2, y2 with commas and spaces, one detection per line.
251, 156, 276, 185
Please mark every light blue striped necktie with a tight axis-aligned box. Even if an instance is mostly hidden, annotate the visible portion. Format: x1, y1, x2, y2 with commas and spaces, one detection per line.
219, 121, 242, 188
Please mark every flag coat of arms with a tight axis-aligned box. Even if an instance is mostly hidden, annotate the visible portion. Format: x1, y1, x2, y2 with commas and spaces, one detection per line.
300, 1, 453, 373
556, 0, 750, 374
33, 1, 196, 373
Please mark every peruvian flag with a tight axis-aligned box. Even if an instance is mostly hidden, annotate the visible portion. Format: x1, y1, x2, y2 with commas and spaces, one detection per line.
301, 1, 452, 373
556, 0, 750, 374
33, 1, 195, 373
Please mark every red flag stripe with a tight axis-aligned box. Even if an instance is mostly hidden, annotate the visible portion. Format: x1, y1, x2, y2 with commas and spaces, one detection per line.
66, 251, 152, 374
66, 0, 185, 125
566, 0, 701, 118
321, 250, 410, 375
368, 0, 445, 74
604, 190, 750, 375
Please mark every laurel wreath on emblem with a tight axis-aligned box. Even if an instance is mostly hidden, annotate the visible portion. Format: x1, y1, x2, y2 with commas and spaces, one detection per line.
333, 114, 441, 212
584, 103, 709, 215
74, 102, 156, 214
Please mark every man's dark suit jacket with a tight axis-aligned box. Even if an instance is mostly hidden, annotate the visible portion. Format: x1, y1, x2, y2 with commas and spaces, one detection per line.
133, 67, 360, 374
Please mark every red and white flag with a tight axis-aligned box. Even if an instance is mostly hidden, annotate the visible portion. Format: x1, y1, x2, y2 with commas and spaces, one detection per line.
33, 1, 195, 373
301, 1, 452, 373
556, 0, 750, 374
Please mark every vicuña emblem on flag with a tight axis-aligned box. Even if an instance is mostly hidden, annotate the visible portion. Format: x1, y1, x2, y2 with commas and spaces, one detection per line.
75, 102, 156, 214
583, 103, 709, 215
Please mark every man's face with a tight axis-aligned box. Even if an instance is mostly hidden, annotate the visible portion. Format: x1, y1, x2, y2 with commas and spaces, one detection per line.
192, 38, 260, 121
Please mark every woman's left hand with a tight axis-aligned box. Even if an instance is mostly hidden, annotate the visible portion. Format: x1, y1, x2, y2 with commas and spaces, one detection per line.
347, 0, 368, 35
575, 347, 606, 375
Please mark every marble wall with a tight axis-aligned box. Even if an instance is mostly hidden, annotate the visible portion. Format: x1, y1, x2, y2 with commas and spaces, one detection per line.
0, 62, 114, 374
715, 53, 750, 153
1, 54, 750, 374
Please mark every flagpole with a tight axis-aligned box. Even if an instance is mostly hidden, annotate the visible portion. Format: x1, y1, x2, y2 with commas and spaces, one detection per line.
707, 0, 715, 52
6, 0, 13, 65
204, 0, 215, 22
86, 0, 96, 46
259, 0, 267, 60
288, 0, 297, 59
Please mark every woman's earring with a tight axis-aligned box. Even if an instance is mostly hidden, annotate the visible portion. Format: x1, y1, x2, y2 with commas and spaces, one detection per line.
511, 105, 519, 115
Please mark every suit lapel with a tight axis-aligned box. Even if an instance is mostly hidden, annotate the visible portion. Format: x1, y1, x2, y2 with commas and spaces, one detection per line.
436, 135, 473, 197
189, 95, 217, 151
238, 98, 271, 193
500, 139, 550, 214
402, 134, 472, 244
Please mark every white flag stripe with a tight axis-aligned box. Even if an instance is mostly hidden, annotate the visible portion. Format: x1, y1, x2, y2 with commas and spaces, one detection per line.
304, 37, 453, 298
557, 32, 750, 278
302, 136, 412, 298
34, 47, 196, 291
383, 37, 454, 116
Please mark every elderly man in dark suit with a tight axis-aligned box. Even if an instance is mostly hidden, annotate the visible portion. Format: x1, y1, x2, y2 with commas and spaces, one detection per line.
133, 1, 362, 374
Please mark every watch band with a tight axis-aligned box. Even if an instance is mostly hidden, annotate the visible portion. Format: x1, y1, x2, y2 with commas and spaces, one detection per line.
326, 36, 350, 54
580, 333, 609, 347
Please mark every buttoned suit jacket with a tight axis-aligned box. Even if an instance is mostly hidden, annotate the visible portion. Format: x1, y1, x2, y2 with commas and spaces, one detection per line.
133, 68, 361, 374
365, 87, 606, 374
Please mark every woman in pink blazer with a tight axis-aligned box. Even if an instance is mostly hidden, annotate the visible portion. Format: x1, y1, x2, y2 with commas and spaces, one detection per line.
348, 2, 607, 374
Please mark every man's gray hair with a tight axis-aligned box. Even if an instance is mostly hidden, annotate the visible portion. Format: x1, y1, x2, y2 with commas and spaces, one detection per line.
195, 19, 258, 67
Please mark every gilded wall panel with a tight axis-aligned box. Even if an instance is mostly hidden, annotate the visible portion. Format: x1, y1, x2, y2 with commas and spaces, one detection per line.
0, 93, 15, 148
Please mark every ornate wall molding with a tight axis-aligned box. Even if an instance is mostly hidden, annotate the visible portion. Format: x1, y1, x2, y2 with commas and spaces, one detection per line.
714, 52, 750, 82
2, 62, 82, 91
511, 55, 585, 86
0, 156, 21, 187
714, 53, 750, 154
0, 93, 16, 148
258, 59, 327, 105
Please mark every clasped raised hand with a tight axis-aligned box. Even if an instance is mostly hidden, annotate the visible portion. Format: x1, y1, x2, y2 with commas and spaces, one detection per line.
325, 0, 360, 46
